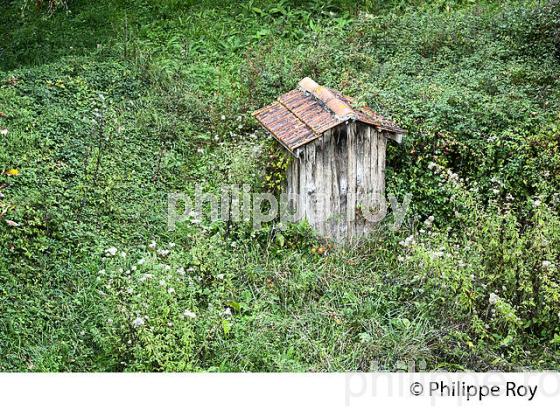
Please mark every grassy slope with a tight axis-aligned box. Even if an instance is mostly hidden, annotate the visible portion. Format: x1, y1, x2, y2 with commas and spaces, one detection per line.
1, 0, 559, 371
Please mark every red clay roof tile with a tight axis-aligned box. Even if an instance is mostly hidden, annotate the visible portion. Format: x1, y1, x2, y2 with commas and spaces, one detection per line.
253, 77, 405, 152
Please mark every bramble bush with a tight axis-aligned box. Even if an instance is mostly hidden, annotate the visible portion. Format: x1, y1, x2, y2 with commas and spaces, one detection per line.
393, 162, 560, 369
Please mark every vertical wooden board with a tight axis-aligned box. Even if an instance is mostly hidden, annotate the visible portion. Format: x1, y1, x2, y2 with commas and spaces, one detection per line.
288, 155, 296, 195
370, 129, 379, 204
286, 161, 292, 195
378, 132, 387, 196
346, 122, 357, 241
305, 142, 316, 226
328, 132, 340, 240
314, 137, 324, 236
298, 149, 306, 225
293, 154, 301, 220
362, 126, 372, 235
325, 131, 335, 238
355, 125, 365, 237
288, 154, 299, 218
335, 125, 348, 241
320, 131, 330, 238
327, 130, 338, 241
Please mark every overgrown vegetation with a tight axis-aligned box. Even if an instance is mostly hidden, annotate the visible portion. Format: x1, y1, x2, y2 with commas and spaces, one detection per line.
1, 0, 559, 371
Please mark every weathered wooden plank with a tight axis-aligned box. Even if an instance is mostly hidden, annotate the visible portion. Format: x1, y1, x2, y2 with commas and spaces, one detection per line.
314, 138, 324, 236
293, 153, 302, 221
355, 124, 365, 237
289, 154, 299, 218
378, 132, 387, 196
298, 149, 306, 225
335, 125, 348, 241
324, 132, 334, 238
305, 142, 316, 226
362, 126, 372, 236
370, 128, 379, 210
319, 131, 328, 238
346, 122, 357, 241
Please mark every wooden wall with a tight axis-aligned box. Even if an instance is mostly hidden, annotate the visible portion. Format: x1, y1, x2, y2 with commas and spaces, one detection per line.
286, 123, 388, 242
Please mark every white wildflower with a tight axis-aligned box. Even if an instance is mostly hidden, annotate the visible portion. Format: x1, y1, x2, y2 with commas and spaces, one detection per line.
424, 215, 435, 227
184, 310, 197, 319
223, 307, 232, 316
148, 241, 157, 250
159, 279, 166, 286
168, 287, 175, 294
217, 274, 224, 280
430, 251, 444, 259
137, 258, 145, 265
533, 199, 541, 207
428, 162, 436, 170
105, 247, 118, 257
98, 269, 106, 275
399, 235, 415, 247
0, 128, 8, 136
177, 267, 185, 275
132, 317, 145, 327
542, 260, 553, 270
169, 242, 176, 248
120, 251, 127, 258
489, 293, 499, 305
220, 115, 226, 121
397, 255, 405, 262
107, 318, 113, 325
157, 249, 170, 257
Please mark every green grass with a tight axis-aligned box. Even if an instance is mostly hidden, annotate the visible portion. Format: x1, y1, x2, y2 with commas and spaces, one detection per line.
1, 0, 559, 371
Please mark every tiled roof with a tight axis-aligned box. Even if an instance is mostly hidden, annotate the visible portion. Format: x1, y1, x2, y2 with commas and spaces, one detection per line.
253, 77, 406, 152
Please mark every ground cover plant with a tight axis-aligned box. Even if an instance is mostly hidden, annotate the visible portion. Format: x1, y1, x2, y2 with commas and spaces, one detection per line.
0, 0, 559, 371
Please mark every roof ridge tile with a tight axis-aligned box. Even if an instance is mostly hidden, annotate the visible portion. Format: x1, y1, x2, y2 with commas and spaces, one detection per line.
298, 77, 355, 120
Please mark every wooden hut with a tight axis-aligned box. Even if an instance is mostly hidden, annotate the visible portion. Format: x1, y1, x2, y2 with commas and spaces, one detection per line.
253, 77, 405, 241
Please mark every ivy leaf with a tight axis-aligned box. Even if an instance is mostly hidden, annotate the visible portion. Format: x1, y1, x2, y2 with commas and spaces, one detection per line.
227, 301, 241, 313
221, 319, 231, 336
